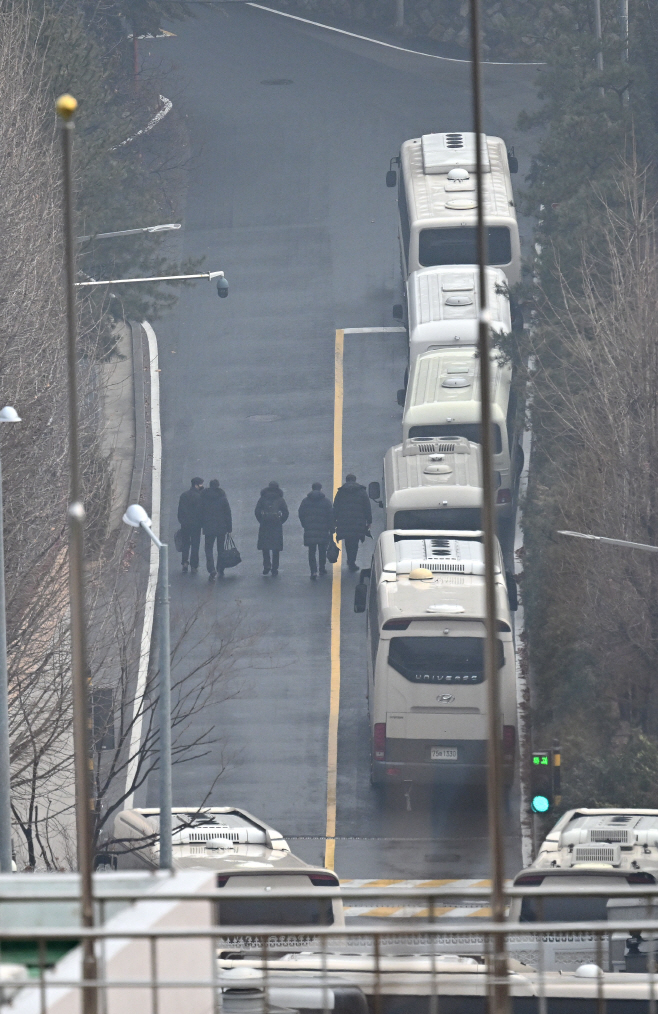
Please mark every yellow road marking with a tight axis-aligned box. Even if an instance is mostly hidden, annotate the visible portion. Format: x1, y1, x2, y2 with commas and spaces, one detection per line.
325, 329, 344, 870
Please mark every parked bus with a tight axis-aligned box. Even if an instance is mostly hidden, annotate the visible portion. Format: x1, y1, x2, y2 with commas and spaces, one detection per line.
387, 131, 521, 285
400, 347, 519, 517
406, 264, 512, 371
354, 529, 517, 787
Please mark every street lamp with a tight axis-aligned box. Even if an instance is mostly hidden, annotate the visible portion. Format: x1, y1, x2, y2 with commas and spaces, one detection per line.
122, 504, 172, 869
558, 530, 658, 554
74, 269, 228, 297
0, 406, 21, 874
56, 93, 98, 1014
77, 223, 181, 243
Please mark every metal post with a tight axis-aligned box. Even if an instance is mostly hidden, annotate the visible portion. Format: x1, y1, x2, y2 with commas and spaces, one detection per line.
394, 0, 404, 30
56, 94, 98, 1014
0, 450, 13, 873
157, 541, 172, 869
619, 0, 629, 105
594, 0, 605, 96
618, 0, 628, 60
467, 1, 510, 1012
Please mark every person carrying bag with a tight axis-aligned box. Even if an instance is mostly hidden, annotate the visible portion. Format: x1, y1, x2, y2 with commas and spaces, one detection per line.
221, 534, 241, 569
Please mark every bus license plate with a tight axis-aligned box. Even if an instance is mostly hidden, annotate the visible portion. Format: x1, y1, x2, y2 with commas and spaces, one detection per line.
431, 747, 458, 761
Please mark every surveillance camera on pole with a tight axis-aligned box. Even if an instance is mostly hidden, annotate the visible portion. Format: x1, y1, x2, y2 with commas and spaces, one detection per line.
216, 275, 229, 298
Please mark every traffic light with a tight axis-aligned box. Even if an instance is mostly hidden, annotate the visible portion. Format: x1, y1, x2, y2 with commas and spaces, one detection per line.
531, 749, 559, 813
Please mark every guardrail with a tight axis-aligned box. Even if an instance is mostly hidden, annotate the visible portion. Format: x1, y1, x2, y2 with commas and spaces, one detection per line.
3, 880, 658, 1014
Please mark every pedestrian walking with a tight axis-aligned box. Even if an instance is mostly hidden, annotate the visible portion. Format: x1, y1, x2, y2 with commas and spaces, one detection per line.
177, 477, 204, 573
201, 479, 233, 581
255, 481, 289, 577
333, 473, 372, 572
298, 482, 333, 579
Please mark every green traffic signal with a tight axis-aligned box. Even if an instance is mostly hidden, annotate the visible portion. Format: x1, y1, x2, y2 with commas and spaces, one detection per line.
531, 794, 550, 813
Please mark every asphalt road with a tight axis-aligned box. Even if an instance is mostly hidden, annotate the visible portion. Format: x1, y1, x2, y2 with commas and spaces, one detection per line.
144, 3, 537, 880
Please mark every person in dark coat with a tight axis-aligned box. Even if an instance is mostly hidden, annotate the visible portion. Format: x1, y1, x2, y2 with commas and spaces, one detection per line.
255, 481, 289, 577
177, 477, 204, 573
298, 482, 334, 579
333, 473, 372, 572
201, 480, 233, 580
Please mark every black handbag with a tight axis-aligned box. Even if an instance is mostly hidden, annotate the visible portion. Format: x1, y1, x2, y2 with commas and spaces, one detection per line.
326, 539, 340, 564
174, 528, 183, 553
220, 533, 242, 569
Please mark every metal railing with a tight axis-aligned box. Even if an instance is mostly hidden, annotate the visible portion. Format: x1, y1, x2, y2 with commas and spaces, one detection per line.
2, 881, 658, 1014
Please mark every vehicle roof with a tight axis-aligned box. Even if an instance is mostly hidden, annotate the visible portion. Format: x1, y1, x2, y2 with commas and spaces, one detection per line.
401, 134, 516, 226
403, 348, 512, 431
384, 440, 483, 510
373, 530, 511, 630
520, 808, 658, 879
114, 807, 335, 873
407, 266, 511, 347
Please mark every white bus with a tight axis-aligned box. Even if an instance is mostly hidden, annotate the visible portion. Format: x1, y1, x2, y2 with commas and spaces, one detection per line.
400, 347, 519, 517
406, 264, 512, 369
370, 438, 483, 532
354, 530, 517, 787
387, 131, 521, 285
368, 438, 513, 531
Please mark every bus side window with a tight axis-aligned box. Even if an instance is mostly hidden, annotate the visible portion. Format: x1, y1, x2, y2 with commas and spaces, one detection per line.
368, 581, 379, 675
398, 175, 411, 265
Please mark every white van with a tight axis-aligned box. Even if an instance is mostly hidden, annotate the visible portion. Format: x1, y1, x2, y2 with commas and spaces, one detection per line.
406, 265, 511, 369
401, 348, 517, 516
354, 530, 517, 787
370, 439, 514, 530
387, 131, 521, 285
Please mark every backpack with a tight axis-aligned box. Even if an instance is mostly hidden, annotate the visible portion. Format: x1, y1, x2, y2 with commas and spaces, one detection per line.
261, 501, 281, 523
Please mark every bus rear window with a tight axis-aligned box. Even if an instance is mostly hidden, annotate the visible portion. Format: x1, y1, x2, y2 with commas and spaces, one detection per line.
520, 895, 611, 923
419, 226, 512, 267
409, 424, 503, 455
394, 508, 482, 530
217, 896, 333, 926
388, 637, 504, 684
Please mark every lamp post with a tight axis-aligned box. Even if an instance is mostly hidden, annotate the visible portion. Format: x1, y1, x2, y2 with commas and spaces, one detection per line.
74, 269, 229, 297
77, 223, 181, 243
56, 92, 98, 1014
468, 0, 509, 1008
0, 406, 21, 873
558, 530, 658, 554
122, 504, 172, 869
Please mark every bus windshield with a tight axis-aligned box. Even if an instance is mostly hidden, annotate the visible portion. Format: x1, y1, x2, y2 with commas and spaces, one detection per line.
419, 226, 512, 267
388, 637, 504, 684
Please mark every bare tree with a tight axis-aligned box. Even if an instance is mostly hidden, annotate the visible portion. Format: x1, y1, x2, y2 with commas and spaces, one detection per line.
521, 158, 658, 802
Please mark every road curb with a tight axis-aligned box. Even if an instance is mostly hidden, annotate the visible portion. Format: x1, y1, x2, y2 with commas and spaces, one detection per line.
123, 320, 161, 808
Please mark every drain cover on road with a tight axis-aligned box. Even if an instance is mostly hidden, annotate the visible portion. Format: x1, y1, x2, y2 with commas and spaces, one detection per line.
248, 414, 280, 422
261, 79, 293, 85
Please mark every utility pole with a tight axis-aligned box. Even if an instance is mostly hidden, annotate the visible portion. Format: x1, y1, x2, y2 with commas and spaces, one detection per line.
619, 0, 629, 105
468, 0, 510, 1009
394, 0, 404, 31
56, 93, 98, 1014
594, 0, 605, 97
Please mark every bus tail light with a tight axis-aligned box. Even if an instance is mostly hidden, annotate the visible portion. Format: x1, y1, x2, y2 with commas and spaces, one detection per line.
496, 488, 512, 505
374, 723, 386, 761
503, 725, 516, 764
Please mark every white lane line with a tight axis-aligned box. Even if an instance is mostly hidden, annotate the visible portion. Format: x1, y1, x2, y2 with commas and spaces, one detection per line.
124, 321, 161, 808
342, 327, 406, 334
247, 5, 545, 66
